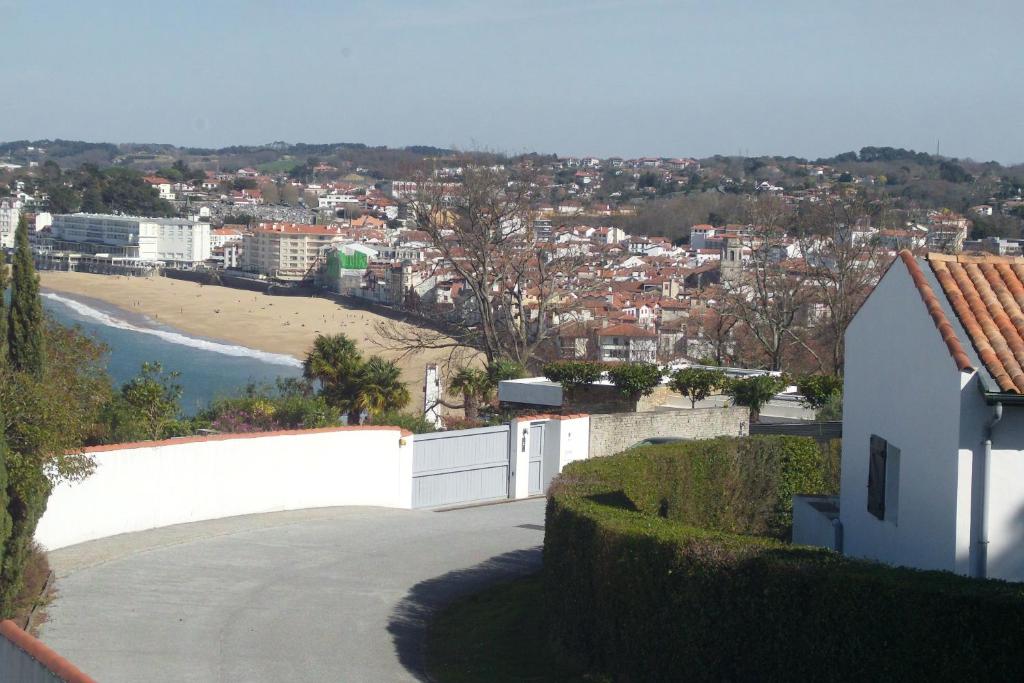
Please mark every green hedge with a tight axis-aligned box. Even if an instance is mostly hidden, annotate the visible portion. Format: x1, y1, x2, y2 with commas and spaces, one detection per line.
544, 439, 1024, 681
599, 436, 832, 539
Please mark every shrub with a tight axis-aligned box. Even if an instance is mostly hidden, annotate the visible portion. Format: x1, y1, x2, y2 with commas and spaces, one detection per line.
724, 374, 786, 418
541, 361, 606, 397
605, 362, 663, 401
370, 411, 437, 434
668, 367, 726, 408
544, 444, 1024, 682
797, 373, 843, 419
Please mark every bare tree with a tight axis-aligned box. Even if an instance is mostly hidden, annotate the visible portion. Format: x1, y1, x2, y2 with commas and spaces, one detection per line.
793, 195, 891, 374
375, 162, 591, 369
719, 196, 812, 372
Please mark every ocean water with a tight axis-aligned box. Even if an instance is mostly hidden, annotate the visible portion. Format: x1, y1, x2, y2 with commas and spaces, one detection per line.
42, 291, 304, 416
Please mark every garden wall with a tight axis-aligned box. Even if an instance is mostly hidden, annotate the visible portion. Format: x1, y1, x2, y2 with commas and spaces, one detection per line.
588, 406, 749, 458
35, 426, 413, 550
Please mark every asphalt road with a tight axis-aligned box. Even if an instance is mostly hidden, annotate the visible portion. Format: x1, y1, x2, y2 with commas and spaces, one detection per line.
40, 499, 547, 682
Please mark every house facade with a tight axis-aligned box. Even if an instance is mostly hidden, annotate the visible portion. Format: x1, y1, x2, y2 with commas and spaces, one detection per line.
828, 251, 1024, 581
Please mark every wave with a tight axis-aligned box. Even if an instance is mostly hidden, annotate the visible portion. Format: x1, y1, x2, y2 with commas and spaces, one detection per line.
42, 292, 303, 368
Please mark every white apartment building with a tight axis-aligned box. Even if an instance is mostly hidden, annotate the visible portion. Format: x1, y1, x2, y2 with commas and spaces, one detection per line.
318, 193, 360, 210
0, 199, 21, 249
51, 214, 212, 264
210, 226, 245, 250
242, 223, 347, 280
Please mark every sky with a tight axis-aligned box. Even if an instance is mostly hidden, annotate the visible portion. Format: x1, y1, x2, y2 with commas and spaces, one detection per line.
2, 0, 1023, 163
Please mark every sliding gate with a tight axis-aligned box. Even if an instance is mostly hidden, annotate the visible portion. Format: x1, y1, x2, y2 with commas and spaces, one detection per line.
412, 424, 511, 508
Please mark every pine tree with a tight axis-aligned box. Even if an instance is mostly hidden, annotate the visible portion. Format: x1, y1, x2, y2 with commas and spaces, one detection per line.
7, 214, 43, 377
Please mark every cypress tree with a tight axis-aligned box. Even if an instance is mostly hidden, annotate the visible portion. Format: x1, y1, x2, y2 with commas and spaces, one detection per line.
7, 214, 43, 377
0, 250, 9, 573
0, 249, 7, 362
0, 213, 44, 616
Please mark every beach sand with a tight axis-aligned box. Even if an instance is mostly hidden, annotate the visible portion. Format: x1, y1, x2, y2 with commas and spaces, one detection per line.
39, 271, 466, 404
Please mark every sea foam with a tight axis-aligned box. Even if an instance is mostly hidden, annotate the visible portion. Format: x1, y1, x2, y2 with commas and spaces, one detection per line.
42, 292, 303, 368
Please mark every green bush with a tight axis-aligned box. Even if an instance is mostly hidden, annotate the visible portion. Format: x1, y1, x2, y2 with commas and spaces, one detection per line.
544, 443, 1024, 682
605, 362, 663, 400
369, 410, 437, 434
587, 436, 830, 538
541, 361, 606, 396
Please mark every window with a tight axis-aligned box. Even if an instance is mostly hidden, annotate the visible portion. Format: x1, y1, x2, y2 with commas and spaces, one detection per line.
868, 435, 900, 522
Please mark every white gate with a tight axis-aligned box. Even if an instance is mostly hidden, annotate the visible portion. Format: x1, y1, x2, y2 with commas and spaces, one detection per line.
412, 425, 511, 508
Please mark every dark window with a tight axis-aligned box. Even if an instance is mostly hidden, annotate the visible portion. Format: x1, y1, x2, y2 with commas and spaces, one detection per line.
867, 435, 887, 520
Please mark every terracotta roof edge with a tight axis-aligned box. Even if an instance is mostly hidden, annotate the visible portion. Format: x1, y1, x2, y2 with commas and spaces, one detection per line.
900, 250, 974, 373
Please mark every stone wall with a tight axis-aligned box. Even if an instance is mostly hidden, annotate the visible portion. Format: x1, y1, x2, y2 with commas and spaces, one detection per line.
588, 406, 750, 458
562, 384, 676, 414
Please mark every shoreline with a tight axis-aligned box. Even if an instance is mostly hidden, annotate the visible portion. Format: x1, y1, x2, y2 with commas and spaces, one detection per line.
38, 271, 461, 397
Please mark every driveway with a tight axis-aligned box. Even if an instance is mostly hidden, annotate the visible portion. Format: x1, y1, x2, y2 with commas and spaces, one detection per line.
40, 499, 547, 682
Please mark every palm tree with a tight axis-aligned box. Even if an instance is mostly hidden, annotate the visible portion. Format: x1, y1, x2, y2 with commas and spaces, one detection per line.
448, 367, 492, 422
355, 356, 410, 422
303, 334, 364, 424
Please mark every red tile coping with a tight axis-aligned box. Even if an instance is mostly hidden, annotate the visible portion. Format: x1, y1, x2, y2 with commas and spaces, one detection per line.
899, 250, 974, 375
82, 425, 414, 453
0, 619, 97, 683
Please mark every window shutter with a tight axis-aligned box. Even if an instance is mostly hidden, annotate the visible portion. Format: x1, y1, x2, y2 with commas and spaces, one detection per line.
868, 435, 887, 520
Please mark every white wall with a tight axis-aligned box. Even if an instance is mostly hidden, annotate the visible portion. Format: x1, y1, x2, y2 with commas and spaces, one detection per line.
541, 415, 590, 491
840, 258, 966, 573
36, 427, 412, 550
958, 386, 1024, 581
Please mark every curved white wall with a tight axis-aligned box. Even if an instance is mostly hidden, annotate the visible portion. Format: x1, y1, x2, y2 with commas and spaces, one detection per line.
36, 427, 413, 550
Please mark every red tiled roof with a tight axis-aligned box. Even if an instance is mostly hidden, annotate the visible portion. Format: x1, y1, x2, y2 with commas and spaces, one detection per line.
899, 251, 973, 375
927, 252, 1024, 393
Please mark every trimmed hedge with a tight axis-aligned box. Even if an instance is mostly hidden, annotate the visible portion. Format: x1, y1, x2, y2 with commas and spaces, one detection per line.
544, 438, 1024, 681
604, 436, 831, 539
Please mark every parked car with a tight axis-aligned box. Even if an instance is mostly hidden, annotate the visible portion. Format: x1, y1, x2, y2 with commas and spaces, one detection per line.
627, 436, 688, 449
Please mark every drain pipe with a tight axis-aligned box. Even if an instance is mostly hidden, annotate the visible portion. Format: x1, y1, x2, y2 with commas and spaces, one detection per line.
977, 401, 1003, 579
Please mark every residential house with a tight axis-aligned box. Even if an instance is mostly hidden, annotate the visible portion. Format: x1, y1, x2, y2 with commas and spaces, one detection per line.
803, 251, 1024, 582
596, 323, 657, 363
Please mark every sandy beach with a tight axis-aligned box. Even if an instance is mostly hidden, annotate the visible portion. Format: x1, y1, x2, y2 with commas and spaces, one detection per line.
39, 271, 465, 403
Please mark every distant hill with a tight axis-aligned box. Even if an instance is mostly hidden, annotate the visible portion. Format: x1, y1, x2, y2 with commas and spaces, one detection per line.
0, 139, 473, 180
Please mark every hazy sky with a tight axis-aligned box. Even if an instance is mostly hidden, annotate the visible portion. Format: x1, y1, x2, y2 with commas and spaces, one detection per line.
3, 1, 1022, 162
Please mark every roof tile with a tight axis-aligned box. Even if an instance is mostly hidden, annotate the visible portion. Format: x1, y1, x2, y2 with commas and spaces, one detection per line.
923, 252, 1024, 393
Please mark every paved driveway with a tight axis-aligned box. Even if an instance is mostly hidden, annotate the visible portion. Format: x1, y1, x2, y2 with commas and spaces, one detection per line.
40, 500, 547, 682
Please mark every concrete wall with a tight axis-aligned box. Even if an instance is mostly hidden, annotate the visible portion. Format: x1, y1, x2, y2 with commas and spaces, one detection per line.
840, 259, 966, 573
588, 406, 749, 459
793, 495, 840, 550
35, 426, 413, 550
957, 383, 1024, 581
0, 620, 95, 682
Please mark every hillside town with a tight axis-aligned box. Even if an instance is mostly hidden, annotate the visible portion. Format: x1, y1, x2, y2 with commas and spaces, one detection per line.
4, 143, 1023, 377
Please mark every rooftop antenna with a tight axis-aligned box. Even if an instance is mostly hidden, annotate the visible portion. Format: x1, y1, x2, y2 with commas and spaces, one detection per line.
936, 139, 941, 157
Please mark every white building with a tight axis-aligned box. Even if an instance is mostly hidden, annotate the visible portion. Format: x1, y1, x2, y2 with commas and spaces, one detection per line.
797, 251, 1024, 582
51, 213, 211, 264
318, 193, 360, 210
210, 226, 245, 250
596, 323, 657, 363
0, 198, 21, 249
242, 222, 347, 280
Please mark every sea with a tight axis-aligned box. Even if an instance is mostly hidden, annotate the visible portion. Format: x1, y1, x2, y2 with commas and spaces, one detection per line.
41, 291, 304, 416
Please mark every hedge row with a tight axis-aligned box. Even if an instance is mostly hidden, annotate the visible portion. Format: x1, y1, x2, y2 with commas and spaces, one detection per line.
592, 435, 834, 539
544, 438, 1024, 681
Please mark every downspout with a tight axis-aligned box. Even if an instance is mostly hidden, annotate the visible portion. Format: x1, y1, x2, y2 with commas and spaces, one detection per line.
977, 401, 1003, 579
